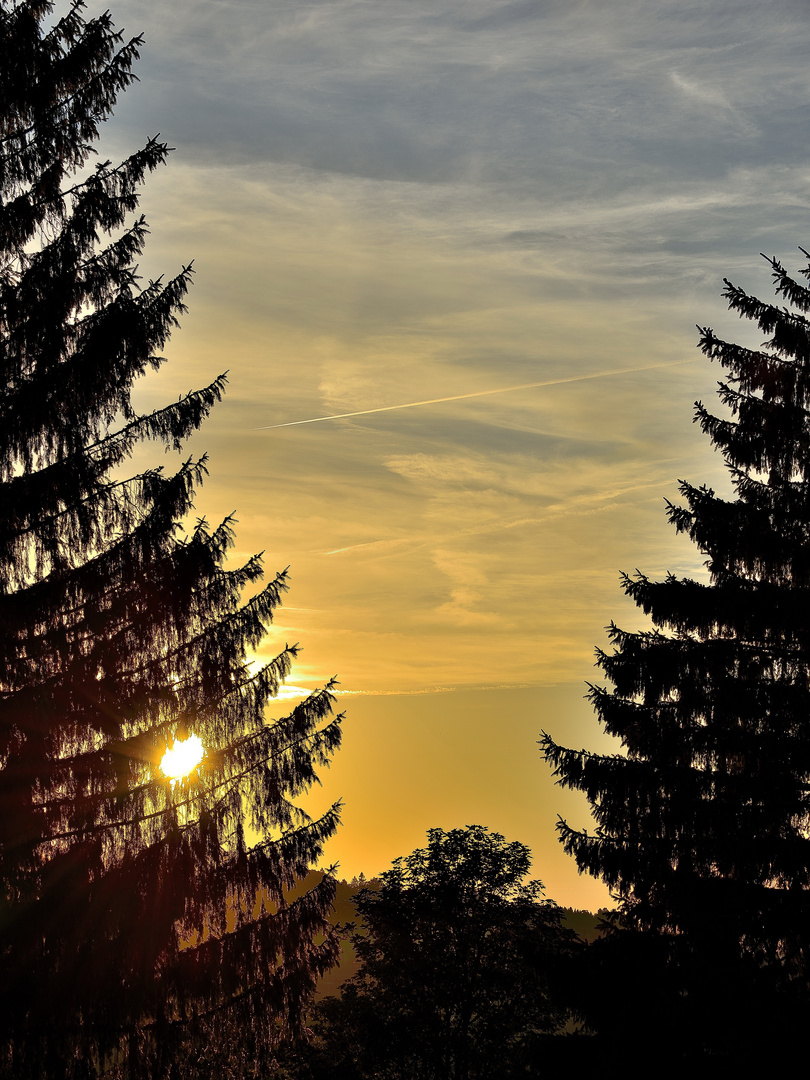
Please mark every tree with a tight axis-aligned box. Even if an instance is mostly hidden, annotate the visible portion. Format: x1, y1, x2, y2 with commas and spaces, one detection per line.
296, 826, 578, 1080
542, 251, 810, 1059
0, 2, 342, 1076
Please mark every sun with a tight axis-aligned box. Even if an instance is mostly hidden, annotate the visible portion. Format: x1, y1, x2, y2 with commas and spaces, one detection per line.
160, 734, 204, 780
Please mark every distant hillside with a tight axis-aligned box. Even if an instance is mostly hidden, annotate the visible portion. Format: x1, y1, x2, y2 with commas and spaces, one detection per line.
301, 872, 609, 998
313, 875, 381, 998
561, 907, 610, 943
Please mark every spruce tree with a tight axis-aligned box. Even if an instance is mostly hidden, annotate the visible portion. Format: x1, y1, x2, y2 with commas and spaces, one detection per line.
542, 251, 810, 1058
0, 2, 342, 1076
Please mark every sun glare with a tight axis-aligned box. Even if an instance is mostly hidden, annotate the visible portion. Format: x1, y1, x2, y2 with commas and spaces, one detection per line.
160, 734, 204, 780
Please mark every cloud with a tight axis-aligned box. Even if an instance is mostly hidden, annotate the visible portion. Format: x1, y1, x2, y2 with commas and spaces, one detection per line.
104, 0, 810, 700
109, 0, 810, 192
669, 70, 759, 138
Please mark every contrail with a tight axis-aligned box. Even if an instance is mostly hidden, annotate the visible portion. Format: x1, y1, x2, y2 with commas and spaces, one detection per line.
252, 359, 697, 430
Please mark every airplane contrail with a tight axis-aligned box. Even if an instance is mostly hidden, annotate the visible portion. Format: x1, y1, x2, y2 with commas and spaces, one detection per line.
252, 359, 697, 430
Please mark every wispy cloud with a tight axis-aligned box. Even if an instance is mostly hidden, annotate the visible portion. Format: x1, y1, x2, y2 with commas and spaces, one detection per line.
74, 0, 810, 907
97, 0, 810, 905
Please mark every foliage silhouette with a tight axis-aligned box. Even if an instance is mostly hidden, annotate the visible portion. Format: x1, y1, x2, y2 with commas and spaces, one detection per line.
291, 826, 580, 1079
0, 2, 342, 1075
542, 251, 810, 1061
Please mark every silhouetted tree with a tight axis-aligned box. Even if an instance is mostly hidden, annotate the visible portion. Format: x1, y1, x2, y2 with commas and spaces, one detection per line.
295, 826, 578, 1079
542, 251, 810, 1061
0, 2, 342, 1076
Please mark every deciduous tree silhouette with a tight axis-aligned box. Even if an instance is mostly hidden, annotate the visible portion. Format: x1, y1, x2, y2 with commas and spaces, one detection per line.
297, 826, 578, 1080
542, 251, 810, 1060
0, 2, 342, 1075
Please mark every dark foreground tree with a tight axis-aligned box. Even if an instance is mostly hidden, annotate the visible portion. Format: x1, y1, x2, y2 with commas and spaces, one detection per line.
0, 2, 342, 1076
542, 251, 810, 1061
291, 826, 579, 1080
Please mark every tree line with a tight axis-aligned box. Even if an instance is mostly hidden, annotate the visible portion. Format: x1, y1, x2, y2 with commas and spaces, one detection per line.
3, 0, 810, 1073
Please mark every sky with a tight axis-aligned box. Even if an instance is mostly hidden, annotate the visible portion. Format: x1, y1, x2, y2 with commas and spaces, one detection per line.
87, 0, 810, 909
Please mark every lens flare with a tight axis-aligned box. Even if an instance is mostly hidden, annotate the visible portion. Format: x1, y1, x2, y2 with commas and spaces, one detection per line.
160, 734, 204, 780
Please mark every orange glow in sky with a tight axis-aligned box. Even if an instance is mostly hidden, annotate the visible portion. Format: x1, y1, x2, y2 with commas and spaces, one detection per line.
111, 0, 810, 909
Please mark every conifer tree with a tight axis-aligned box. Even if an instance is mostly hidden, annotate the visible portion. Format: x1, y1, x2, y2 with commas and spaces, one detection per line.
542, 251, 810, 1057
0, 2, 342, 1075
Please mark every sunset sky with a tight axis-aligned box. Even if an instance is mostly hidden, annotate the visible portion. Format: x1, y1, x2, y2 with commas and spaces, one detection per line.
93, 0, 810, 908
